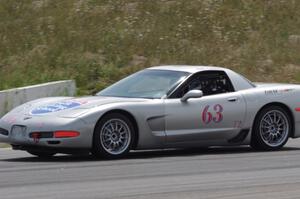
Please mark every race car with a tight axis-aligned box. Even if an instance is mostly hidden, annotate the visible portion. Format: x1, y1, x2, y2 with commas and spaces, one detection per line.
0, 65, 299, 158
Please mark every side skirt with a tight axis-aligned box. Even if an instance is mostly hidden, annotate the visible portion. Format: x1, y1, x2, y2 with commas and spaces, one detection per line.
228, 129, 250, 144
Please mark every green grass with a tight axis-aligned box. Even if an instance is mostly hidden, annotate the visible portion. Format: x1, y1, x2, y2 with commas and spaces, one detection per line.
1, 0, 300, 95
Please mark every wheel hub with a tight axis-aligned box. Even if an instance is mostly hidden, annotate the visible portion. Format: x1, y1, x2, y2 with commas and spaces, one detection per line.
111, 132, 120, 141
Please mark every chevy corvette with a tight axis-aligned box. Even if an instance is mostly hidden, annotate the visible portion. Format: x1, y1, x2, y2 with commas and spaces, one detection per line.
0, 65, 299, 158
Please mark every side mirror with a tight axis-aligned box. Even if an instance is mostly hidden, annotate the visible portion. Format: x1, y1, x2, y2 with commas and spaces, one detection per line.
181, 90, 203, 102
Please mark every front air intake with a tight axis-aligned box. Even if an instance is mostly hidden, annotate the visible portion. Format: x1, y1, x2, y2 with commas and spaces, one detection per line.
0, 127, 9, 136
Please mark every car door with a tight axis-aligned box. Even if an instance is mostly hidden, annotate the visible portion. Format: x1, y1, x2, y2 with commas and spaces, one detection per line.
164, 70, 246, 144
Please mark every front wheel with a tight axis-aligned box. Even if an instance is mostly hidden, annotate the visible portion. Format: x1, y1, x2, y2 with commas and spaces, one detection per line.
92, 113, 136, 159
251, 105, 291, 150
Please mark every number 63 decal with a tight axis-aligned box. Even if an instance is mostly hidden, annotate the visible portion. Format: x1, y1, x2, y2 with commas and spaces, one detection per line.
202, 104, 223, 124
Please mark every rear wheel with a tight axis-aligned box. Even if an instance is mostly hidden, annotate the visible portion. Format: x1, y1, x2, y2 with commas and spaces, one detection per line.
27, 150, 56, 158
92, 113, 136, 159
251, 105, 291, 150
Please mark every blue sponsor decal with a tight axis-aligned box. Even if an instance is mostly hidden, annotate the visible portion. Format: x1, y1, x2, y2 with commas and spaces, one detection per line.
31, 101, 84, 115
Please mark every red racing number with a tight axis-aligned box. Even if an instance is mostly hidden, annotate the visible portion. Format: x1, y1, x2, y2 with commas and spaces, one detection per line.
202, 104, 223, 124
202, 105, 212, 124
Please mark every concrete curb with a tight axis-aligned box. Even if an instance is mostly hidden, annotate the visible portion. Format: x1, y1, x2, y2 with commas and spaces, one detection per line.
0, 80, 76, 117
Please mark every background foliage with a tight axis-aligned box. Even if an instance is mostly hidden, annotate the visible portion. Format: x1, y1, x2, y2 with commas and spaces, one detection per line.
1, 0, 300, 95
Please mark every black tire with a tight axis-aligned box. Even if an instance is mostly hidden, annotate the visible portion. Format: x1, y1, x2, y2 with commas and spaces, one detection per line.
91, 113, 136, 159
251, 105, 291, 150
27, 150, 56, 158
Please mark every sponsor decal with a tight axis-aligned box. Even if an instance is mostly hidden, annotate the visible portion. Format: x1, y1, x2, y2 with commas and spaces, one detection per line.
30, 100, 87, 115
3, 116, 17, 124
280, 88, 294, 92
31, 132, 40, 143
202, 104, 223, 124
265, 90, 278, 95
265, 88, 294, 95
233, 120, 243, 128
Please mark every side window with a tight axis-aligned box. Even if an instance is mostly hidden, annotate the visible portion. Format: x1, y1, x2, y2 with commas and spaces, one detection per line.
171, 71, 234, 98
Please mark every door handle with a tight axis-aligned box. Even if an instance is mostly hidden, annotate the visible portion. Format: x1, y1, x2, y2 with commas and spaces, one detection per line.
227, 97, 238, 102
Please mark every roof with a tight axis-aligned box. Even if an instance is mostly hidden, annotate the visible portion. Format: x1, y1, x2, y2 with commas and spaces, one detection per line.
148, 65, 227, 73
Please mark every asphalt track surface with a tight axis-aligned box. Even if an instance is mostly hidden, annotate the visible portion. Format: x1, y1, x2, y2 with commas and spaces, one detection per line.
1, 140, 300, 199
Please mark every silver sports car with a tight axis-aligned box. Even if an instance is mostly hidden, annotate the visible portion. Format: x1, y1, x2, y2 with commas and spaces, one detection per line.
0, 65, 299, 158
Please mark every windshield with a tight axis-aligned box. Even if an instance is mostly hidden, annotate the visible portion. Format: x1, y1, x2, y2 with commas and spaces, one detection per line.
97, 69, 190, 99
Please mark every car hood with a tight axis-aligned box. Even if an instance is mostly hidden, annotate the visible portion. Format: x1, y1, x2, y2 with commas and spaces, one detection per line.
6, 96, 147, 118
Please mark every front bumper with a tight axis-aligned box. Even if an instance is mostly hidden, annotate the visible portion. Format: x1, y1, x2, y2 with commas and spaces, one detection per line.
0, 116, 93, 149
11, 144, 90, 154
